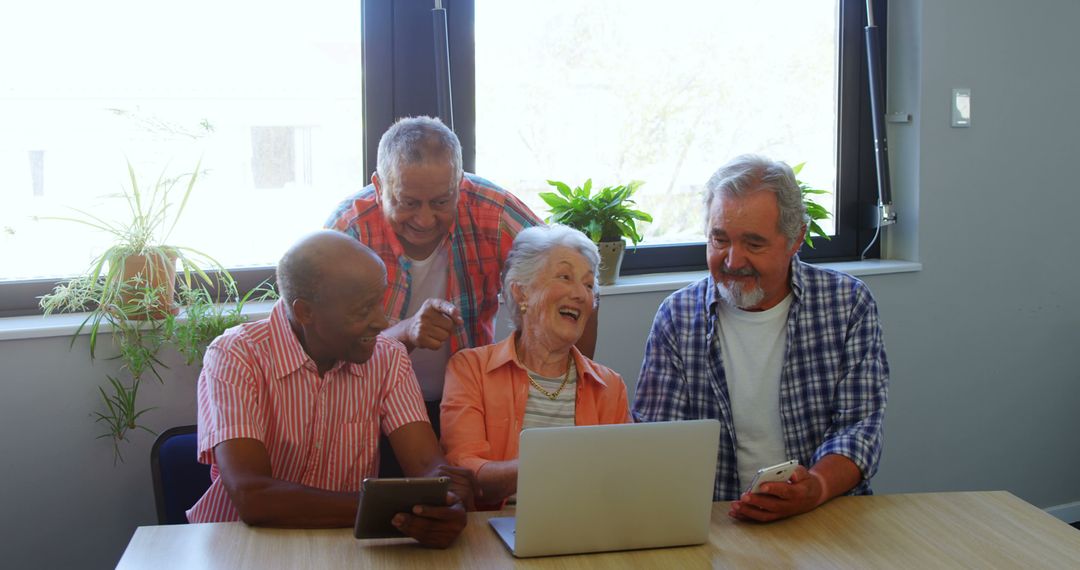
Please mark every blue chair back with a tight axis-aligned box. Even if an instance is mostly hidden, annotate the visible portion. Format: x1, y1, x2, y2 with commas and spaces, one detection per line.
151, 425, 211, 524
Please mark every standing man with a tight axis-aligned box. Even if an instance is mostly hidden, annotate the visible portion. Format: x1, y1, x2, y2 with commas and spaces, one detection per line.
188, 231, 472, 548
326, 116, 596, 436
633, 154, 888, 523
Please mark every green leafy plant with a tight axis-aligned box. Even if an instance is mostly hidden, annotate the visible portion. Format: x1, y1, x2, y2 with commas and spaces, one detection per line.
793, 162, 833, 248
539, 179, 654, 245
96, 374, 157, 462
49, 277, 274, 464
38, 160, 228, 355
36, 161, 270, 463
166, 280, 278, 366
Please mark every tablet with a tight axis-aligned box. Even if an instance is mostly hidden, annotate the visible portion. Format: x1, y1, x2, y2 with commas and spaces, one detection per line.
353, 476, 450, 539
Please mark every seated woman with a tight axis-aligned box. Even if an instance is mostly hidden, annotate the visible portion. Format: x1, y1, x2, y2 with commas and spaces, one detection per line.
440, 224, 631, 508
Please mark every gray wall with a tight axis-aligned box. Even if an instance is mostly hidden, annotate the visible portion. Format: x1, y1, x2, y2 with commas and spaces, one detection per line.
2, 1, 1079, 567
866, 0, 1080, 501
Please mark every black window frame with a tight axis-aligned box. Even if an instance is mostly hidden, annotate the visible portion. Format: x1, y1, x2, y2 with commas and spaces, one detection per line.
0, 0, 884, 317
364, 0, 885, 271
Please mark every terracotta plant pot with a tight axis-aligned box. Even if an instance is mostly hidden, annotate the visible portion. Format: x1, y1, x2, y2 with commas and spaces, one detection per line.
119, 251, 178, 320
597, 240, 625, 286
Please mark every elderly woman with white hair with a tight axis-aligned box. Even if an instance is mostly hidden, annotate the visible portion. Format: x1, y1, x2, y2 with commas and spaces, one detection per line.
440, 224, 631, 507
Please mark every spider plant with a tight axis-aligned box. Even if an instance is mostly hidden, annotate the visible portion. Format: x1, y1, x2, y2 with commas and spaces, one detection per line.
39, 159, 228, 358
96, 374, 157, 465
36, 160, 252, 462
165, 280, 278, 366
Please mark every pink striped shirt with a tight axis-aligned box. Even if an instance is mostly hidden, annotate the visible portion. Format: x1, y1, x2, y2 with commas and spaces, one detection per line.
187, 301, 429, 523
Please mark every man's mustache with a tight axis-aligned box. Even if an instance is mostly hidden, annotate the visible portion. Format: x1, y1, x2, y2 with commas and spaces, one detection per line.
717, 266, 758, 278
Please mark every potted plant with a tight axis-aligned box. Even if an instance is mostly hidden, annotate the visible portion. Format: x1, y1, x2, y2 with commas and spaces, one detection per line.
37, 161, 272, 462
540, 179, 653, 285
165, 280, 277, 367
793, 162, 832, 248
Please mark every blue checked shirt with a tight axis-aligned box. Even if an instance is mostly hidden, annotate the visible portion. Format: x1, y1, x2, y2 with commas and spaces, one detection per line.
632, 257, 889, 501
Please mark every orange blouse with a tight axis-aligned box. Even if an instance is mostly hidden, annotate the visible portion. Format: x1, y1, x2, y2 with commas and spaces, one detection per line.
440, 334, 632, 475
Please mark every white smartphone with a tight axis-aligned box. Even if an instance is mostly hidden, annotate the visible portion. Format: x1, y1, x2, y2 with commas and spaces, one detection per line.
746, 459, 800, 494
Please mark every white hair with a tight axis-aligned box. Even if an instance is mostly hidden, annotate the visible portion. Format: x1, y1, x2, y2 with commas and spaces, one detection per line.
704, 154, 808, 244
376, 116, 463, 199
502, 224, 600, 330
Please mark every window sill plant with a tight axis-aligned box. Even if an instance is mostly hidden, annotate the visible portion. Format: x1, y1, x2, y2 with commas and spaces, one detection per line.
794, 161, 832, 248
38, 161, 275, 462
540, 179, 653, 285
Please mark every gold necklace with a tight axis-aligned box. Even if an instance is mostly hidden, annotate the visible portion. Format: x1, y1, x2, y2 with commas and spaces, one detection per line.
527, 355, 573, 400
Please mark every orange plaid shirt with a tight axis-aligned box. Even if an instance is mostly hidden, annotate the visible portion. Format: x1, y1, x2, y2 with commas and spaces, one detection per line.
325, 174, 542, 352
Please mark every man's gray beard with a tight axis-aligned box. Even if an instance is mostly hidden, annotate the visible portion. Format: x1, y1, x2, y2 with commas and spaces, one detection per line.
716, 280, 765, 310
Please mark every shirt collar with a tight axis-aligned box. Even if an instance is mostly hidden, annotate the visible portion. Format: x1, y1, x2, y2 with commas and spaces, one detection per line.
484, 333, 609, 388
266, 300, 363, 380
266, 300, 310, 380
789, 254, 806, 304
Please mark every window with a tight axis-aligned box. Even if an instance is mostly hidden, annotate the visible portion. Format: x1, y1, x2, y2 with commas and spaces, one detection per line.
1, 0, 882, 316
476, 0, 841, 245
366, 0, 883, 274
0, 1, 364, 315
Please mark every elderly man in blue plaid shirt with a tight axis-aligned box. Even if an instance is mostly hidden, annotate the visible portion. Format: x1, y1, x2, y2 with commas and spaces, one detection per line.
632, 154, 888, 523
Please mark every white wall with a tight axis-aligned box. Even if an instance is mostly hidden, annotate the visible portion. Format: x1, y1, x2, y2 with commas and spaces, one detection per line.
2, 1, 1079, 567
0, 334, 200, 570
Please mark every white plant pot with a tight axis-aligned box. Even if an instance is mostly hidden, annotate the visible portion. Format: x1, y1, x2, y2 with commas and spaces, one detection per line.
597, 240, 625, 286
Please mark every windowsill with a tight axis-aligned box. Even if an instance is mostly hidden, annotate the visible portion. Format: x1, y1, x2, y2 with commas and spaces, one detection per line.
0, 259, 921, 342
599, 258, 922, 296
0, 301, 279, 342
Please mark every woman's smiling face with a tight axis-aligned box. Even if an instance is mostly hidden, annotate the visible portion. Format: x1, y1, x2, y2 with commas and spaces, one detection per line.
516, 245, 596, 351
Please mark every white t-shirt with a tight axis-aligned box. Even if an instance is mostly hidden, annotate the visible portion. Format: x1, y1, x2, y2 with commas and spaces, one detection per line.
404, 243, 451, 401
717, 292, 793, 492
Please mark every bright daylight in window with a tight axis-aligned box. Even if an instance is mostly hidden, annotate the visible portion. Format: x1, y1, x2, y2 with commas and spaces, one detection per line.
476, 0, 839, 246
0, 1, 364, 282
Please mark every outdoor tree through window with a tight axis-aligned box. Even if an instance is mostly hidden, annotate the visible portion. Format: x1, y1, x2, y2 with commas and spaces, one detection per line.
476, 0, 839, 246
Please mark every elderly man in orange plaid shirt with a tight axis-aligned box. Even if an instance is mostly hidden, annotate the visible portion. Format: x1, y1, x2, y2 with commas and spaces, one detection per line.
326, 117, 597, 439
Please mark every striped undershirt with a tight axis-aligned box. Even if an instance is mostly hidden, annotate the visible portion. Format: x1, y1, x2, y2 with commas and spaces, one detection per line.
522, 361, 577, 429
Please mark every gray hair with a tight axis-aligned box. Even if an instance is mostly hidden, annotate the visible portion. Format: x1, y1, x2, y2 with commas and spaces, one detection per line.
704, 154, 808, 244
502, 224, 600, 330
376, 116, 463, 198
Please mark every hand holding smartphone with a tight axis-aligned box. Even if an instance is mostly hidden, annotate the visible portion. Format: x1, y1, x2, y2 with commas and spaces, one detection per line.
745, 459, 799, 494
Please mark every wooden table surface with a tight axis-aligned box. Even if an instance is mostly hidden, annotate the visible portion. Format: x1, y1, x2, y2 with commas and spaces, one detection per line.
117, 491, 1080, 569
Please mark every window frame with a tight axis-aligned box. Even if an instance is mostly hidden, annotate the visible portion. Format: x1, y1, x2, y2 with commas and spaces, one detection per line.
369, 0, 885, 273
0, 0, 884, 317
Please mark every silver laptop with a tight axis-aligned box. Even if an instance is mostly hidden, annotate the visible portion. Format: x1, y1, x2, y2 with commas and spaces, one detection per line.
489, 419, 720, 558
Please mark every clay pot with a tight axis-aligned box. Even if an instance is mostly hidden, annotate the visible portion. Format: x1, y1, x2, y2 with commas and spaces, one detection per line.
119, 251, 178, 319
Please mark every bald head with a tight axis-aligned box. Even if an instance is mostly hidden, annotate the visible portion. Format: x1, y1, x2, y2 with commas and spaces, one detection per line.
277, 230, 385, 306
278, 231, 390, 370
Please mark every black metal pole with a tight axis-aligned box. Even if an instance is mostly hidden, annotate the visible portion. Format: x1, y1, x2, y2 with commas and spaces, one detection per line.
864, 0, 896, 226
432, 1, 454, 131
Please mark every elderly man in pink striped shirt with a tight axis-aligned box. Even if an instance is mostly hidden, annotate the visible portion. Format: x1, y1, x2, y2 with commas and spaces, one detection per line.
187, 230, 474, 549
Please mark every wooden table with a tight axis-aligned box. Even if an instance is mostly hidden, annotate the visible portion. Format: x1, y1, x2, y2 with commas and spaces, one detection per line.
117, 492, 1080, 569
